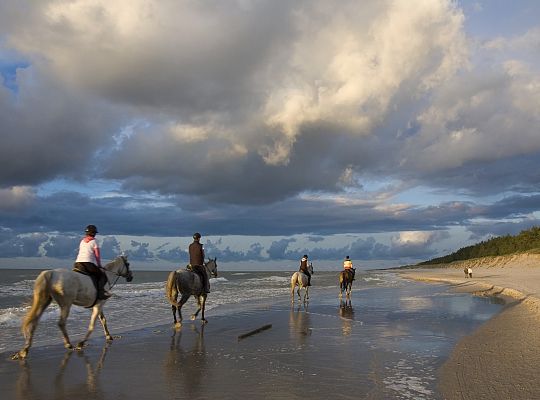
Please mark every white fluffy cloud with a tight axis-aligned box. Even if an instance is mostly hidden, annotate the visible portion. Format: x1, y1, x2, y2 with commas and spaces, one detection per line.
1, 0, 540, 260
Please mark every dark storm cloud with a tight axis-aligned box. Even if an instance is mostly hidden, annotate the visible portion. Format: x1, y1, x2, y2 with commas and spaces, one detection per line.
0, 233, 47, 257
125, 240, 154, 261
0, 66, 126, 188
1, 191, 539, 239
467, 220, 540, 241
0, 1, 539, 264
101, 236, 122, 260
43, 235, 79, 258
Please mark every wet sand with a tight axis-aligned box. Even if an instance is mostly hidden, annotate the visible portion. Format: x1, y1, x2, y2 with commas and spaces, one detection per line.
399, 262, 540, 399
0, 272, 517, 400
0, 301, 394, 400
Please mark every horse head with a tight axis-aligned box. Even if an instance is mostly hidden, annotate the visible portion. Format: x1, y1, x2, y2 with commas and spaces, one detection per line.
121, 255, 134, 282
105, 255, 133, 282
205, 257, 218, 278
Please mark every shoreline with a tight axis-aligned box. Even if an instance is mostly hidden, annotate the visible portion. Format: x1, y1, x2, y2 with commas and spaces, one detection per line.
396, 263, 540, 399
0, 278, 502, 400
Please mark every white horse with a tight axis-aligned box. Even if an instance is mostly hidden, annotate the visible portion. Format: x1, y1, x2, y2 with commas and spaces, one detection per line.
290, 263, 314, 303
165, 258, 218, 327
12, 255, 133, 360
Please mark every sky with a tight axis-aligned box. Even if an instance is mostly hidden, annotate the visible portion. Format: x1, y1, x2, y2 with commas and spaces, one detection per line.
1, 0, 540, 270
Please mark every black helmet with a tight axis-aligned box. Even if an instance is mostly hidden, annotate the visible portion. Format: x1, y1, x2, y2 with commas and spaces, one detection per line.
303, 254, 308, 258
193, 232, 201, 240
85, 225, 98, 235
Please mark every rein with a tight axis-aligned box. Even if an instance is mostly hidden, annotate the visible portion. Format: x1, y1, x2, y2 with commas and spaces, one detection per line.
103, 258, 129, 290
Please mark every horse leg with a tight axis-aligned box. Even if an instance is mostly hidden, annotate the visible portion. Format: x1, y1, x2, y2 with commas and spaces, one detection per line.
191, 296, 202, 320
76, 304, 102, 349
98, 311, 113, 341
305, 285, 309, 301
172, 305, 178, 325
175, 294, 190, 328
12, 296, 52, 360
192, 295, 208, 324
57, 304, 74, 350
290, 275, 297, 303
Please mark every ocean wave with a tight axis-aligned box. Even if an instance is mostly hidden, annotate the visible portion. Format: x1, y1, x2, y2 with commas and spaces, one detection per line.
247, 276, 290, 283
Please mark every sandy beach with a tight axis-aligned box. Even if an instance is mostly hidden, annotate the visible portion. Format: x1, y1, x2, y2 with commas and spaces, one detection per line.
398, 253, 540, 399
1, 262, 537, 400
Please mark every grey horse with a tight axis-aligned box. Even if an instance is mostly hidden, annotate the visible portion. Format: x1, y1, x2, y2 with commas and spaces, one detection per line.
290, 262, 314, 303
12, 256, 133, 360
165, 258, 218, 327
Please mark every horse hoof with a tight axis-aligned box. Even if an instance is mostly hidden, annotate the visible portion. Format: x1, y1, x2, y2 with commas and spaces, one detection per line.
175, 322, 182, 329
202, 319, 208, 324
106, 335, 114, 341
65, 344, 73, 350
75, 342, 86, 350
190, 315, 196, 321
11, 351, 24, 360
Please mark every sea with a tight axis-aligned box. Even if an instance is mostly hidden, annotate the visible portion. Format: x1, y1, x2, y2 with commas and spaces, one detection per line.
0, 268, 503, 398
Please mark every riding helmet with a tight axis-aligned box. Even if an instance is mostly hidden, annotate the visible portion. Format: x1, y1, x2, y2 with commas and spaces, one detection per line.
193, 232, 201, 240
85, 225, 98, 235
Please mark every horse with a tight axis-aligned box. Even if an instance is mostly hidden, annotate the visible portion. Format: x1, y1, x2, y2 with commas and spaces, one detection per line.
165, 258, 218, 328
339, 268, 356, 298
290, 262, 313, 303
11, 255, 133, 360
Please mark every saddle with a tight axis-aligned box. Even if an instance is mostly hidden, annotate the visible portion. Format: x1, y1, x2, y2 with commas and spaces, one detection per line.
72, 267, 101, 308
343, 268, 356, 281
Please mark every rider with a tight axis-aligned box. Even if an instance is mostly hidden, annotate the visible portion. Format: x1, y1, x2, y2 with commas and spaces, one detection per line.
189, 232, 210, 294
343, 255, 355, 280
73, 225, 111, 299
299, 254, 312, 286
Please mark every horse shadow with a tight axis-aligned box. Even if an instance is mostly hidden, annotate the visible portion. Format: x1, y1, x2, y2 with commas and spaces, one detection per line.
163, 325, 207, 397
339, 299, 355, 336
15, 342, 111, 399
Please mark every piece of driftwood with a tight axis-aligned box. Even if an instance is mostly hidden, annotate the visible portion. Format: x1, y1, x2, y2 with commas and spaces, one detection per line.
237, 324, 272, 340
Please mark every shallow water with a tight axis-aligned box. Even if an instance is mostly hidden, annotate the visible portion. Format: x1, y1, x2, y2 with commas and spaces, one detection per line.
0, 269, 502, 399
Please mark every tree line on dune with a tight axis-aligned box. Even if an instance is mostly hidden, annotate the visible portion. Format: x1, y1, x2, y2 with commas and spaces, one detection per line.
418, 226, 540, 265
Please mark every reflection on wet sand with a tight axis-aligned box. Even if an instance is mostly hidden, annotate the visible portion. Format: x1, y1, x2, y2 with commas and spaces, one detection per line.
164, 325, 206, 397
289, 304, 312, 343
339, 299, 354, 336
15, 343, 111, 400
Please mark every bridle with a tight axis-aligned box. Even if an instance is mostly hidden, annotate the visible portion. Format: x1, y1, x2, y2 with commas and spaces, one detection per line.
204, 258, 218, 278
106, 255, 132, 289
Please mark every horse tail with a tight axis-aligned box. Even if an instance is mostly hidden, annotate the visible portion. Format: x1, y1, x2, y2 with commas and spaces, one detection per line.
165, 271, 180, 307
22, 270, 52, 336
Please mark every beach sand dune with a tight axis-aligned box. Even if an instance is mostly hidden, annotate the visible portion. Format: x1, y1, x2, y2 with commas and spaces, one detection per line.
400, 254, 540, 399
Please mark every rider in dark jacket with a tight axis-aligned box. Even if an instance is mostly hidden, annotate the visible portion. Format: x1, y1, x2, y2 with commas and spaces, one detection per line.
189, 233, 210, 293
299, 254, 312, 286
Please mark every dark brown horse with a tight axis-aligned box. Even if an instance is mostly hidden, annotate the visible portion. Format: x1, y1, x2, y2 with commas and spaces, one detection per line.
339, 268, 355, 298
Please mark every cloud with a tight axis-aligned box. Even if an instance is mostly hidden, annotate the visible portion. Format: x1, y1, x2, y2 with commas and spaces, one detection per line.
0, 186, 35, 211
0, 0, 470, 205
0, 233, 48, 257
0, 1, 539, 266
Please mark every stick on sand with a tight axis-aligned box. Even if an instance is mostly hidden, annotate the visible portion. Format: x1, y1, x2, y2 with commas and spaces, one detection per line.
238, 324, 272, 340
